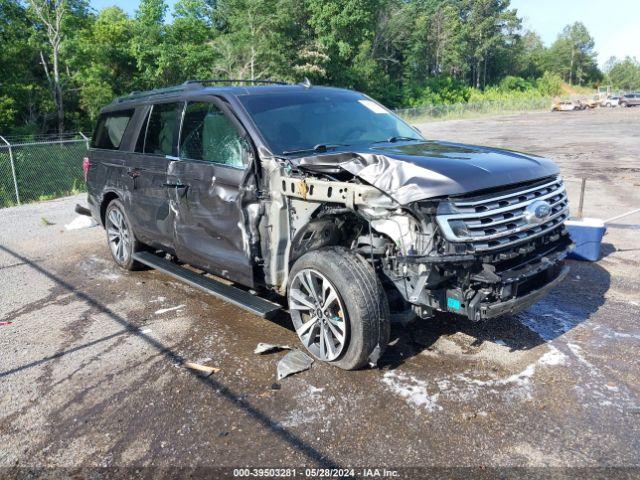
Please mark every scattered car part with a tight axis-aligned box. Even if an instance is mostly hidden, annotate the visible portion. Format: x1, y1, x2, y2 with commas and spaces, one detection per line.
254, 343, 292, 354
276, 349, 314, 380
75, 204, 92, 217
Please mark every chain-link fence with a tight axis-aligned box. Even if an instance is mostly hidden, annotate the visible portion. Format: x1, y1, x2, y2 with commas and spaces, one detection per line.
0, 133, 89, 209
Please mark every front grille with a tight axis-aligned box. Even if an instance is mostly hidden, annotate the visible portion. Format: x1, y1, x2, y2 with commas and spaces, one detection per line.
437, 177, 570, 252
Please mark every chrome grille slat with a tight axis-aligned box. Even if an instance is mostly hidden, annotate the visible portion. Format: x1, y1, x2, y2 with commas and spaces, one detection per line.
463, 208, 569, 241
465, 196, 568, 230
473, 214, 569, 251
437, 177, 569, 251
454, 178, 563, 208
443, 184, 566, 220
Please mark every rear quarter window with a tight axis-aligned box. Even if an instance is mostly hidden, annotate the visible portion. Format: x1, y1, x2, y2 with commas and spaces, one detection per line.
91, 110, 134, 150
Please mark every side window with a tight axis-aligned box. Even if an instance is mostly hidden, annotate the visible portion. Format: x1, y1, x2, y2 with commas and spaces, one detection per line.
144, 103, 180, 156
180, 101, 249, 168
91, 110, 134, 150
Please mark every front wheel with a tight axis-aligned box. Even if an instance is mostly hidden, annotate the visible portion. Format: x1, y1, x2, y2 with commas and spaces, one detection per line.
287, 247, 390, 370
105, 199, 142, 270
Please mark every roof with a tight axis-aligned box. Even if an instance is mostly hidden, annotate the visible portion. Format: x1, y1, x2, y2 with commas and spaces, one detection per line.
109, 79, 350, 106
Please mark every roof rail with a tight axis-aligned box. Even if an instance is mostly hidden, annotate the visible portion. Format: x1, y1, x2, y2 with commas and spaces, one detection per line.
114, 85, 193, 103
113, 79, 289, 103
183, 79, 289, 86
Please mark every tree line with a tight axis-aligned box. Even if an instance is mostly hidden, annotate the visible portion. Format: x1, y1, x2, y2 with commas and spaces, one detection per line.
1, 0, 638, 136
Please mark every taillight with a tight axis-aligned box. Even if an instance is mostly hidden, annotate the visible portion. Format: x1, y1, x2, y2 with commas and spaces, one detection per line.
82, 157, 91, 181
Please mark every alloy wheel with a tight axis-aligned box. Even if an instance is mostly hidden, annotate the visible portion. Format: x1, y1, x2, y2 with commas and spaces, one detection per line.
289, 268, 348, 361
106, 207, 131, 264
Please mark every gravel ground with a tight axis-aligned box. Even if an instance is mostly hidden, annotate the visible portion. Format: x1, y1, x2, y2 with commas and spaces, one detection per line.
1, 108, 639, 478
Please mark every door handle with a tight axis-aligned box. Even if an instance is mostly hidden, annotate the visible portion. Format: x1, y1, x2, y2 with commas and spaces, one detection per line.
163, 183, 188, 189
128, 169, 141, 179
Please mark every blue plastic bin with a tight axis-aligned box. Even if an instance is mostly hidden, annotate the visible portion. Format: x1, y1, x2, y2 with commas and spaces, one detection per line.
565, 218, 607, 262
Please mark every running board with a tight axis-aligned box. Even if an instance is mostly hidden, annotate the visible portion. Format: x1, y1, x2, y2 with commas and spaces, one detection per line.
133, 251, 282, 318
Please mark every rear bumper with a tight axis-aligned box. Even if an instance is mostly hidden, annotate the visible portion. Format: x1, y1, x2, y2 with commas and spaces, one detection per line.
480, 265, 569, 319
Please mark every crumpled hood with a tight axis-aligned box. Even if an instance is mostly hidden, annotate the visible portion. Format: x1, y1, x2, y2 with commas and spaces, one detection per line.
297, 140, 560, 205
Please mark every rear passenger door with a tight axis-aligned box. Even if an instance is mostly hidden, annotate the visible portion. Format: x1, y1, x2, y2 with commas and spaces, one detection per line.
167, 98, 256, 287
128, 102, 181, 250
89, 108, 135, 205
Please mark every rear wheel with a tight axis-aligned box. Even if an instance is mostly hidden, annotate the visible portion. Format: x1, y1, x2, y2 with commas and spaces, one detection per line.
288, 247, 390, 370
105, 199, 142, 270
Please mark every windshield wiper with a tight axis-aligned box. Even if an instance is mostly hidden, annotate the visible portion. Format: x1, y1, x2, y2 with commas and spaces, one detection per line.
372, 136, 423, 144
282, 143, 350, 156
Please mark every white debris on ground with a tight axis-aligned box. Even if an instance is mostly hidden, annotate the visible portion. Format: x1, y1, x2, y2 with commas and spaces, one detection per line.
154, 305, 185, 315
381, 371, 442, 412
64, 215, 97, 231
278, 384, 334, 430
384, 346, 568, 410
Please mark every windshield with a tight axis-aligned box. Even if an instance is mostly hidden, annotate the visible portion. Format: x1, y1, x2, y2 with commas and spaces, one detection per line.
238, 90, 422, 155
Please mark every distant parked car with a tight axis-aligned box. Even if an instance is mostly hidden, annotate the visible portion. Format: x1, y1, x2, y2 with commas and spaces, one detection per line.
619, 93, 640, 107
551, 100, 583, 111
604, 96, 620, 107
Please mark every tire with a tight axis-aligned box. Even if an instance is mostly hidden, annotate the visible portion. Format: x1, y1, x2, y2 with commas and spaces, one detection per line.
287, 247, 390, 370
606, 103, 611, 108
104, 199, 142, 271
620, 102, 627, 107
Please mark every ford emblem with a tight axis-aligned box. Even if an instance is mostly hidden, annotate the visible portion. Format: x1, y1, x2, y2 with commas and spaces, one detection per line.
525, 200, 551, 224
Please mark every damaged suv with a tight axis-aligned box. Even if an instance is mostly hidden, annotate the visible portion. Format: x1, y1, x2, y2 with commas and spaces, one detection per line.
84, 80, 572, 370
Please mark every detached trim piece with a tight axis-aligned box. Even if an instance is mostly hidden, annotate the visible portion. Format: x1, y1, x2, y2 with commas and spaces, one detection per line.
133, 251, 282, 318
280, 176, 390, 208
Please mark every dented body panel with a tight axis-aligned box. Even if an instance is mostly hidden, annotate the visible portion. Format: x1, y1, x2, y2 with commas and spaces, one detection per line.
295, 141, 559, 205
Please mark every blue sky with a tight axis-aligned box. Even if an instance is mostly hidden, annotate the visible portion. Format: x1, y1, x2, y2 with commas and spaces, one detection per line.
90, 0, 639, 67
511, 0, 639, 66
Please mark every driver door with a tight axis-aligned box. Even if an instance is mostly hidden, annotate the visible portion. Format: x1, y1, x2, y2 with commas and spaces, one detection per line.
167, 98, 256, 287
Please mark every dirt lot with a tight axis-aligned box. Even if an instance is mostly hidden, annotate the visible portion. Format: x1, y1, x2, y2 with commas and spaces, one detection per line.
1, 108, 639, 477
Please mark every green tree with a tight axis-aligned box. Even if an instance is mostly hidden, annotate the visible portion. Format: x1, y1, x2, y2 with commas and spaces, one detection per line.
131, 0, 168, 88
68, 7, 136, 122
0, 0, 37, 132
605, 56, 640, 91
27, 0, 67, 134
547, 22, 599, 86
463, 0, 521, 88
160, 0, 219, 83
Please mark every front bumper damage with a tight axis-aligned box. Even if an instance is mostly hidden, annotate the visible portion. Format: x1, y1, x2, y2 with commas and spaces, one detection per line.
393, 231, 573, 321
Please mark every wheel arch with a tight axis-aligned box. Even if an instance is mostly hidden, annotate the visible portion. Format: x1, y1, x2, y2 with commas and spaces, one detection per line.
100, 191, 120, 226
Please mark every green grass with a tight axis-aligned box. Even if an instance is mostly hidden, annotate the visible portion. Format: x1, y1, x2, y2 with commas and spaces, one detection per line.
396, 96, 552, 124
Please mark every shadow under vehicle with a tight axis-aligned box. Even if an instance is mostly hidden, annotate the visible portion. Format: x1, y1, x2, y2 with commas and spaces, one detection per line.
82, 79, 573, 370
